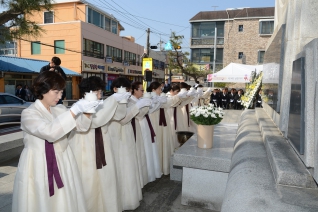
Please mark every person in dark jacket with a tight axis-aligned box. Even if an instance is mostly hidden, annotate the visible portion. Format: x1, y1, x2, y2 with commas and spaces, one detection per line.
162, 79, 171, 93
210, 89, 220, 107
256, 90, 263, 108
40, 57, 66, 103
234, 89, 243, 110
15, 84, 26, 100
220, 89, 229, 109
228, 88, 236, 109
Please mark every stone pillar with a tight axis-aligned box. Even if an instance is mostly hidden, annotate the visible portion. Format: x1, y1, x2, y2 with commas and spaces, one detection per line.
279, 0, 299, 136
303, 39, 318, 168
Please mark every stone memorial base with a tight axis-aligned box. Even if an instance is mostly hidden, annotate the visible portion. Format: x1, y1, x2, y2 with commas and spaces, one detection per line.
172, 122, 238, 211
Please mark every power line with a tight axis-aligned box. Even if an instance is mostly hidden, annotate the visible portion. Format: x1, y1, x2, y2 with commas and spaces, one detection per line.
89, 3, 187, 28
97, 0, 150, 32
108, 0, 168, 36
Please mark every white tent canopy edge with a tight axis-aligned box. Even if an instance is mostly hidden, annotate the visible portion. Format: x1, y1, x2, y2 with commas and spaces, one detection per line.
207, 63, 263, 83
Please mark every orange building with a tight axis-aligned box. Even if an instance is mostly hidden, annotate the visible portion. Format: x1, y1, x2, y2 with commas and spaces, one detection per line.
17, 0, 146, 99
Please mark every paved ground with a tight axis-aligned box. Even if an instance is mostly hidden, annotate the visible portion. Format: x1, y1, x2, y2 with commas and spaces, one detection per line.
0, 157, 18, 212
0, 157, 214, 212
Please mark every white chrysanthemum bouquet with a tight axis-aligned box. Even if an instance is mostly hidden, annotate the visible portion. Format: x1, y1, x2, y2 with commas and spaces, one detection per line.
190, 104, 224, 125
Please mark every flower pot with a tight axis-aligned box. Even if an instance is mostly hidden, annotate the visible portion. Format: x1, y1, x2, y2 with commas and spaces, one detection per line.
197, 124, 214, 149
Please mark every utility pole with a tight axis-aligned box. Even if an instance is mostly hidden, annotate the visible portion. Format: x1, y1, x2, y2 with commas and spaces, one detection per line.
212, 26, 217, 88
146, 28, 150, 57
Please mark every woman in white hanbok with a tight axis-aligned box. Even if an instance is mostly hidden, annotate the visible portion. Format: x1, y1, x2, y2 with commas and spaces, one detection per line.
166, 84, 187, 149
197, 86, 212, 106
107, 77, 143, 211
149, 83, 181, 174
12, 72, 99, 212
139, 90, 162, 182
175, 83, 196, 132
68, 76, 130, 212
127, 82, 151, 187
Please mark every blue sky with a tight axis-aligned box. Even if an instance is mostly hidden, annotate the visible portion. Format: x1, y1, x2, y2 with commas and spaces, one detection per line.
1, 0, 275, 52
87, 0, 275, 52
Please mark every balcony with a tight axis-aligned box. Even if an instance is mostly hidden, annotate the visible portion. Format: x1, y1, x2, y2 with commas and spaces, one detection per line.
191, 38, 224, 46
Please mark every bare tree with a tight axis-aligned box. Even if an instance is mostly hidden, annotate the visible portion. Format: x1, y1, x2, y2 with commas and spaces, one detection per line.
167, 32, 210, 82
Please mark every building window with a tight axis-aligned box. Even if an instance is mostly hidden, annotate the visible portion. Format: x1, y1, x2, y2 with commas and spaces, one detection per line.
87, 7, 118, 34
112, 20, 118, 34
83, 39, 104, 59
107, 45, 122, 62
238, 25, 243, 32
44, 11, 54, 24
258, 50, 265, 64
191, 48, 223, 63
259, 20, 274, 35
105, 17, 111, 31
54, 40, 65, 54
124, 51, 137, 65
238, 52, 244, 59
31, 41, 41, 55
191, 22, 224, 38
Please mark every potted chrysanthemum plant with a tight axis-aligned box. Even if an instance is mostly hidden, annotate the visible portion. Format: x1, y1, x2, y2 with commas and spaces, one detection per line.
190, 104, 224, 149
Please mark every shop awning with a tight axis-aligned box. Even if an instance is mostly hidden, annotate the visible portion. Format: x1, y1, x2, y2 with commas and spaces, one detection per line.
0, 56, 81, 76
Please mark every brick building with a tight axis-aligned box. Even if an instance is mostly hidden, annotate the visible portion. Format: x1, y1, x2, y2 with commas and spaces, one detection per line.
189, 7, 275, 73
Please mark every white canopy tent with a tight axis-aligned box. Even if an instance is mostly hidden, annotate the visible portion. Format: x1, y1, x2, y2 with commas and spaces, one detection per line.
207, 63, 263, 83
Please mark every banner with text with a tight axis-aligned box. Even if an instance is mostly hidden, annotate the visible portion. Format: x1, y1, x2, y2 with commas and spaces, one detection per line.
82, 61, 106, 73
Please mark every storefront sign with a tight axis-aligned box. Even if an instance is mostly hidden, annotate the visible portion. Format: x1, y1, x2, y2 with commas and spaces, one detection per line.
107, 66, 124, 73
127, 69, 142, 75
107, 74, 118, 80
142, 58, 153, 74
82, 61, 106, 73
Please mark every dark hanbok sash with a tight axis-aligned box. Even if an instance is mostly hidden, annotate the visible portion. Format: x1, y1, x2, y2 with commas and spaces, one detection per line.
174, 107, 177, 130
131, 117, 136, 141
95, 127, 107, 169
145, 114, 156, 143
45, 140, 64, 197
186, 104, 190, 127
159, 108, 167, 126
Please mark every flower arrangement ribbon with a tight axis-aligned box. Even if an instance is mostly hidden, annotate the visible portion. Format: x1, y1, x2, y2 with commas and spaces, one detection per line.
145, 114, 156, 143
159, 108, 167, 126
131, 117, 136, 141
186, 104, 190, 127
45, 140, 64, 197
174, 107, 177, 130
95, 127, 107, 169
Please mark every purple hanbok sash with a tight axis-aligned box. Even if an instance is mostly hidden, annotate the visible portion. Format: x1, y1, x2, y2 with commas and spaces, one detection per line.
45, 140, 64, 197
145, 114, 156, 143
159, 108, 167, 126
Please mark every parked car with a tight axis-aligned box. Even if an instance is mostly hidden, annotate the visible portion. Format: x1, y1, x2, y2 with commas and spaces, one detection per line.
0, 93, 32, 123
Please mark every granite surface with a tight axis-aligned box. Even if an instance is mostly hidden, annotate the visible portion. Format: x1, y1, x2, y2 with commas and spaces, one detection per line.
222, 110, 318, 212
173, 125, 238, 173
181, 167, 228, 211
255, 108, 317, 189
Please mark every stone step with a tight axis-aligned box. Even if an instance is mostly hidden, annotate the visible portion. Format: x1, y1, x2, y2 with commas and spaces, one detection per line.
255, 108, 317, 189
0, 132, 23, 163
